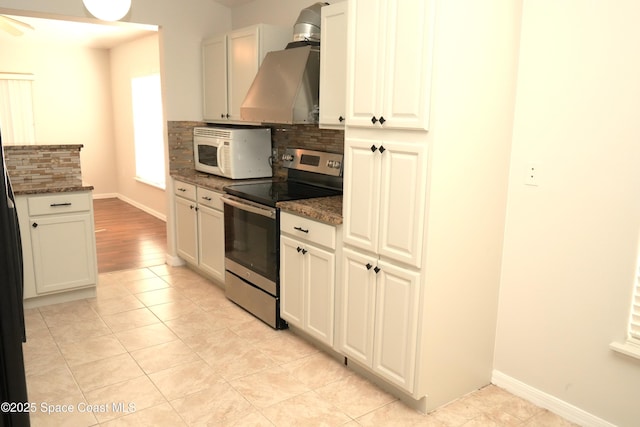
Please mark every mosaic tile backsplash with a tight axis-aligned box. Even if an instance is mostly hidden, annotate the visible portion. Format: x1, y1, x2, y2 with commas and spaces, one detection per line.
4, 144, 83, 186
167, 121, 345, 179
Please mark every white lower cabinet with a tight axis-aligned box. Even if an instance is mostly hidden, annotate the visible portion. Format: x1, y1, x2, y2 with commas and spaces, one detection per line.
174, 180, 225, 282
338, 246, 420, 393
280, 212, 341, 346
16, 191, 97, 299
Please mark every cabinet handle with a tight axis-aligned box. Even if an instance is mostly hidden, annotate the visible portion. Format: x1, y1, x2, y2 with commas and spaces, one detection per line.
294, 226, 309, 233
379, 145, 386, 154
338, 116, 345, 122
50, 202, 72, 207
202, 196, 212, 201
366, 263, 373, 270
374, 266, 381, 274
32, 222, 38, 228
370, 145, 377, 152
178, 188, 187, 192
379, 116, 386, 125
371, 116, 378, 124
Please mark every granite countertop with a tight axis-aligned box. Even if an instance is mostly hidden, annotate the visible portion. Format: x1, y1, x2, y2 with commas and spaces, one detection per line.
278, 195, 343, 225
170, 170, 272, 192
12, 179, 94, 196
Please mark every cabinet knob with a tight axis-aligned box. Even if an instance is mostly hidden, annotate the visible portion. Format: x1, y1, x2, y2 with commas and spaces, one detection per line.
226, 114, 230, 118
32, 222, 38, 228
220, 113, 225, 118
202, 196, 212, 201
374, 266, 381, 274
370, 145, 377, 153
379, 116, 386, 125
371, 116, 378, 124
338, 116, 345, 122
301, 249, 308, 255
297, 246, 302, 253
366, 263, 373, 270
379, 145, 386, 154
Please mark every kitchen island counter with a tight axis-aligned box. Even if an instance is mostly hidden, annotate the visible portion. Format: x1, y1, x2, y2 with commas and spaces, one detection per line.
277, 195, 343, 225
12, 179, 93, 196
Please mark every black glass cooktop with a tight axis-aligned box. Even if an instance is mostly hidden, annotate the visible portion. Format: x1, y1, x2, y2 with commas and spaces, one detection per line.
224, 180, 342, 207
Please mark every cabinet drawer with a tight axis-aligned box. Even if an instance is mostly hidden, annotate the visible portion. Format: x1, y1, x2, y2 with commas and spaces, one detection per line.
28, 192, 92, 216
281, 212, 336, 249
197, 187, 223, 211
174, 181, 196, 200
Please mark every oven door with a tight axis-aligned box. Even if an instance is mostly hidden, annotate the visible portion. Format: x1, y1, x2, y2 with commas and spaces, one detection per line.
222, 195, 278, 295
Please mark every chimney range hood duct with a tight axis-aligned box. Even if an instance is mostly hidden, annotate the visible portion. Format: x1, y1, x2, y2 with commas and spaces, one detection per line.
240, 3, 326, 124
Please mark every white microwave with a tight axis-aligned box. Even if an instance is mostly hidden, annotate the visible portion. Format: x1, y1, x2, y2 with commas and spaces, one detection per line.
193, 127, 272, 179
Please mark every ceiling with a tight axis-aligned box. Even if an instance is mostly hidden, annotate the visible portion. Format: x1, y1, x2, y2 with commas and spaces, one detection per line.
212, 0, 254, 7
0, 14, 157, 49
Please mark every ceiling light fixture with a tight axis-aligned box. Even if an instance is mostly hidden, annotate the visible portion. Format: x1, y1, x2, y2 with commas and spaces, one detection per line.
83, 0, 131, 21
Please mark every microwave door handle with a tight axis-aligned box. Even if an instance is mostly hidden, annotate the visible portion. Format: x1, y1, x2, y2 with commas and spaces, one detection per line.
217, 144, 226, 175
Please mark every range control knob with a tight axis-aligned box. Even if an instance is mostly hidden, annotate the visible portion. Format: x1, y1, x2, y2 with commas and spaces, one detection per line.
327, 160, 341, 169
282, 154, 294, 162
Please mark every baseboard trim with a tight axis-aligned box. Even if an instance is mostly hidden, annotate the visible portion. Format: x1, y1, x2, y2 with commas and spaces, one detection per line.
165, 254, 185, 267
491, 370, 615, 427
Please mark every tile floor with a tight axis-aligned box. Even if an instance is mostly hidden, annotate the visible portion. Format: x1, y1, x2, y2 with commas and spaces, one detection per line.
23, 265, 578, 426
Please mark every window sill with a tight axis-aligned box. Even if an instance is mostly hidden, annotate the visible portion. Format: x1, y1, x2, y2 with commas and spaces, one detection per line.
135, 176, 165, 191
610, 340, 640, 360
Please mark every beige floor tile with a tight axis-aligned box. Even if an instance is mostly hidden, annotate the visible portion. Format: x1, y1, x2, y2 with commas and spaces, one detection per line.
23, 329, 67, 377
228, 316, 283, 344
115, 322, 178, 352
99, 402, 187, 427
224, 411, 275, 427
251, 330, 319, 364
431, 398, 486, 426
28, 399, 98, 427
148, 298, 204, 322
101, 307, 161, 332
229, 366, 311, 409
524, 410, 580, 426
56, 334, 127, 367
123, 276, 170, 294
105, 268, 158, 283
261, 391, 352, 426
26, 365, 83, 404
135, 287, 185, 307
93, 283, 132, 301
48, 316, 112, 342
89, 294, 146, 316
200, 341, 277, 381
463, 385, 524, 412
24, 308, 48, 332
281, 351, 351, 389
83, 376, 166, 423
170, 382, 253, 426
356, 400, 443, 426
496, 394, 546, 422
315, 373, 397, 419
39, 299, 101, 327
130, 339, 201, 374
164, 310, 227, 339
149, 360, 223, 401
69, 353, 144, 392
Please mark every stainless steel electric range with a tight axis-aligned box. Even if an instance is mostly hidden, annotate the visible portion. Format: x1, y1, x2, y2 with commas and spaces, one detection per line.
222, 148, 343, 329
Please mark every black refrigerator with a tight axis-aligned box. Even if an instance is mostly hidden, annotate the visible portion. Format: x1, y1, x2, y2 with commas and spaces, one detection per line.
0, 129, 30, 427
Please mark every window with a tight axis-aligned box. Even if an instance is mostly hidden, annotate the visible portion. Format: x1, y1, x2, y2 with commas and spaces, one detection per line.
0, 73, 35, 145
610, 257, 640, 359
131, 73, 165, 189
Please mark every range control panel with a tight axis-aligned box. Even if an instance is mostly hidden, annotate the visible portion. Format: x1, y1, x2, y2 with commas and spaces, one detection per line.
281, 148, 343, 177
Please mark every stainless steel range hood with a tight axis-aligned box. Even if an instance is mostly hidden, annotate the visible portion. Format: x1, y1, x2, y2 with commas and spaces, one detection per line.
240, 44, 319, 125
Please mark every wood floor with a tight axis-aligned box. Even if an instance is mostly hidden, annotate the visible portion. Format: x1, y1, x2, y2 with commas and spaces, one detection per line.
93, 198, 167, 273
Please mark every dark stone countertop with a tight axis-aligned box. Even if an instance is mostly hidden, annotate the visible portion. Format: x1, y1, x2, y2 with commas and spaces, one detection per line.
278, 195, 343, 225
12, 179, 94, 196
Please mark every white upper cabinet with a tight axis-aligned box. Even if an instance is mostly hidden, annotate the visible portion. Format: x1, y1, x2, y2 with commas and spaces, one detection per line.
319, 1, 348, 129
346, 0, 434, 130
202, 24, 290, 123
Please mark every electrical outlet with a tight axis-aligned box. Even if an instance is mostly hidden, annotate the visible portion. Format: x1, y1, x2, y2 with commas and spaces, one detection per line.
272, 148, 278, 159
524, 163, 539, 186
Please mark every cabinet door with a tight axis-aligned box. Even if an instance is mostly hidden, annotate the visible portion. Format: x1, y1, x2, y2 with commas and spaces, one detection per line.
319, 1, 348, 128
30, 213, 96, 294
175, 196, 198, 265
227, 27, 259, 120
198, 205, 224, 282
338, 247, 376, 367
343, 137, 382, 254
202, 35, 228, 121
305, 245, 335, 345
382, 0, 434, 130
377, 140, 428, 267
346, 0, 385, 127
372, 259, 420, 392
280, 235, 305, 328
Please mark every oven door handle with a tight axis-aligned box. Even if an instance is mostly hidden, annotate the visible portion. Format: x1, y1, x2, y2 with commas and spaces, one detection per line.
222, 195, 276, 219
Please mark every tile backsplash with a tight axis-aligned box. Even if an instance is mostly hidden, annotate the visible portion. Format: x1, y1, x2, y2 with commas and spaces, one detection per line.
167, 121, 345, 179
4, 144, 83, 185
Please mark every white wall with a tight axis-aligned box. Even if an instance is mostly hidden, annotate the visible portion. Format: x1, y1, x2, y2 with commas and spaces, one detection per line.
0, 0, 231, 120
110, 34, 165, 218
495, 1, 640, 426
230, 0, 346, 30
0, 39, 118, 196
